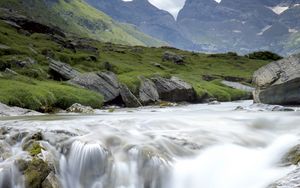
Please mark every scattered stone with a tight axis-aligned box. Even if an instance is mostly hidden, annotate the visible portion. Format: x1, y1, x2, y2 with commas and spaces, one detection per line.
4, 68, 18, 75
159, 101, 177, 108
162, 51, 185, 65
139, 77, 159, 105
0, 103, 41, 116
253, 53, 300, 104
234, 103, 295, 112
69, 72, 120, 103
221, 80, 254, 92
12, 57, 37, 68
152, 76, 196, 102
208, 100, 221, 105
48, 59, 79, 81
153, 63, 164, 69
120, 84, 142, 108
66, 103, 95, 113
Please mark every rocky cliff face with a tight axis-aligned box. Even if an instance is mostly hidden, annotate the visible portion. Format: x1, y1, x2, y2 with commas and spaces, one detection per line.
86, 0, 195, 50
87, 0, 300, 55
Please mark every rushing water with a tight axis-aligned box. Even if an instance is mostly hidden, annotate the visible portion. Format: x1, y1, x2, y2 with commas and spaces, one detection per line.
0, 100, 300, 188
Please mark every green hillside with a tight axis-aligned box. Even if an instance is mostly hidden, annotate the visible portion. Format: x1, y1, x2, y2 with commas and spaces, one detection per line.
0, 12, 271, 111
0, 0, 166, 46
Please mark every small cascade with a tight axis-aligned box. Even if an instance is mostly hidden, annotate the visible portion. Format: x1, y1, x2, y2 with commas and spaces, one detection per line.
0, 162, 24, 188
60, 140, 111, 188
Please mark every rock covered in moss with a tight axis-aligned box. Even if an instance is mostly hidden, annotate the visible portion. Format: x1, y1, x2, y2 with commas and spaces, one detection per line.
281, 144, 300, 166
16, 158, 52, 188
66, 103, 95, 113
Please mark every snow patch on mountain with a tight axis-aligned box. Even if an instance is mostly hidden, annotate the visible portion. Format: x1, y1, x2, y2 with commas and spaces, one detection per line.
268, 5, 289, 15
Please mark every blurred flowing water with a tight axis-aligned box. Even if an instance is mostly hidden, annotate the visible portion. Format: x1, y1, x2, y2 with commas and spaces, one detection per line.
0, 100, 300, 188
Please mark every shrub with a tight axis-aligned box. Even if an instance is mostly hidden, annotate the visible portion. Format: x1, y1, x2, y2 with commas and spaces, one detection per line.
246, 51, 282, 61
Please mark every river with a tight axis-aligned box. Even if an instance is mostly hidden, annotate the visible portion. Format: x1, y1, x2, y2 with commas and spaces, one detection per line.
0, 100, 299, 188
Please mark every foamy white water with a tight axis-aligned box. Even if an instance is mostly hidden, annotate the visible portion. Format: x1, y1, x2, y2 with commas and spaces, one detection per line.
0, 100, 300, 188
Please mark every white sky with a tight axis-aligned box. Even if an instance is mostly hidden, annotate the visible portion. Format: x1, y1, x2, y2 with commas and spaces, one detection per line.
122, 0, 222, 19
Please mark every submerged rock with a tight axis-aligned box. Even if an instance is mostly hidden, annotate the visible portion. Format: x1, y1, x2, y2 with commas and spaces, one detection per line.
120, 84, 142, 108
253, 53, 300, 105
17, 158, 52, 188
152, 76, 196, 102
66, 103, 95, 113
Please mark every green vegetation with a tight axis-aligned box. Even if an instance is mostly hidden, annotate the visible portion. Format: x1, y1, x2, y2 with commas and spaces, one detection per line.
0, 0, 165, 47
0, 11, 271, 110
245, 51, 283, 61
0, 77, 103, 111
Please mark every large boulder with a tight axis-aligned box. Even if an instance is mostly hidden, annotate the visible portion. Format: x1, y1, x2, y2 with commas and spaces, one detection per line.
151, 76, 196, 102
139, 78, 159, 105
69, 72, 120, 103
48, 59, 79, 81
120, 84, 142, 108
253, 54, 300, 104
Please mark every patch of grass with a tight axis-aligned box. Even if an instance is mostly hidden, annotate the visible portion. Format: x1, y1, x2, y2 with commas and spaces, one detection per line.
0, 78, 103, 111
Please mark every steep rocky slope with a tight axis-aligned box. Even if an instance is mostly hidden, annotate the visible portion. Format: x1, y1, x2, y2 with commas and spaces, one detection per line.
87, 0, 300, 55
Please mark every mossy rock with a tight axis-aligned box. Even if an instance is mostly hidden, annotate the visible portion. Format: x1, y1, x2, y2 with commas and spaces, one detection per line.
282, 144, 300, 166
17, 158, 51, 188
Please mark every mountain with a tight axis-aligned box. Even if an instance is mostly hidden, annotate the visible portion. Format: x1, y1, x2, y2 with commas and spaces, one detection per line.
85, 0, 197, 50
0, 0, 166, 46
86, 0, 300, 55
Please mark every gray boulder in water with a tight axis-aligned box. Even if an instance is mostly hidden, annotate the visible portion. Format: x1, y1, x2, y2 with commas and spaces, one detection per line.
253, 54, 300, 104
0, 103, 41, 116
151, 76, 196, 102
120, 84, 142, 108
69, 72, 120, 103
139, 77, 159, 105
66, 103, 95, 113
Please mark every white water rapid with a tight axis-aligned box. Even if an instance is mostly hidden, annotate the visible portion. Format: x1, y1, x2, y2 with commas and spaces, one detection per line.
0, 100, 300, 188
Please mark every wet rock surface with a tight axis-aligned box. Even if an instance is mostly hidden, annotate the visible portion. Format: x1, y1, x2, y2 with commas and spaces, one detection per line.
66, 103, 95, 113
0, 103, 41, 116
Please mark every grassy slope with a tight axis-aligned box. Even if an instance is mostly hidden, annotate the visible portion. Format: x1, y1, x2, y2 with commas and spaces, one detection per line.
0, 0, 166, 47
0, 17, 270, 111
